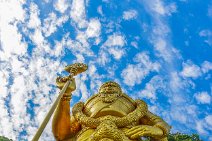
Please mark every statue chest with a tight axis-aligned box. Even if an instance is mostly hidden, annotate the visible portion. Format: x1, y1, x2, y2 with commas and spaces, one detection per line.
76, 120, 140, 141
71, 100, 148, 141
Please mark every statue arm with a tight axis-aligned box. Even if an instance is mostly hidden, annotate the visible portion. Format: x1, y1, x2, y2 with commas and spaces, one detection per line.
144, 111, 171, 138
52, 77, 81, 140
52, 96, 81, 140
126, 102, 170, 140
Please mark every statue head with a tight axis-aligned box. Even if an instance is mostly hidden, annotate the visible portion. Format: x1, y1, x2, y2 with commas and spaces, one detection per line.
98, 81, 122, 103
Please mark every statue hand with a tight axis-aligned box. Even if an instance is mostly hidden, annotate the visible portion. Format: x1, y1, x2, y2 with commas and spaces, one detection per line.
126, 125, 163, 139
56, 76, 76, 95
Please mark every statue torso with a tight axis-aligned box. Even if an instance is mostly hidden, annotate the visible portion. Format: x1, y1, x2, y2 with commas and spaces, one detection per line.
53, 78, 170, 141
70, 94, 147, 141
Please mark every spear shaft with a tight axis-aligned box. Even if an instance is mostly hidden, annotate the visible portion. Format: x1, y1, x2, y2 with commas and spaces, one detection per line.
31, 79, 71, 141
32, 63, 88, 141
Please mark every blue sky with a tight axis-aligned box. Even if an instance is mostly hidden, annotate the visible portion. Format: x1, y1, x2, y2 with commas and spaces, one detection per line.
0, 0, 212, 140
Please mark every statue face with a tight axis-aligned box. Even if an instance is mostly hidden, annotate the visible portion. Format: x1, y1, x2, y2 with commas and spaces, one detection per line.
99, 81, 121, 94
98, 81, 122, 103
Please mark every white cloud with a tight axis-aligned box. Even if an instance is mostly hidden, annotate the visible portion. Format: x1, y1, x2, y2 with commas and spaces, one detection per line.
169, 72, 182, 94
199, 29, 211, 37
70, 0, 87, 28
0, 1, 30, 139
168, 70, 198, 117
171, 108, 188, 124
87, 62, 104, 93
196, 121, 208, 134
75, 54, 85, 62
104, 21, 116, 34
75, 31, 90, 48
0, 102, 14, 138
86, 18, 101, 38
97, 6, 103, 16
42, 12, 68, 37
201, 61, 212, 73
169, 72, 182, 91
195, 92, 211, 104
27, 3, 46, 48
28, 3, 41, 29
150, 0, 177, 16
0, 68, 10, 98
195, 115, 212, 135
205, 115, 212, 127
62, 17, 101, 57
97, 50, 111, 65
0, 1, 68, 140
131, 41, 138, 48
165, 2, 177, 15
104, 33, 125, 47
109, 47, 125, 60
134, 52, 161, 71
27, 3, 67, 58
121, 64, 142, 86
179, 60, 212, 80
153, 38, 173, 62
140, 0, 179, 63
151, 0, 166, 15
64, 35, 93, 57
10, 75, 30, 129
77, 75, 90, 101
0, 1, 27, 58
121, 52, 160, 86
100, 33, 126, 60
31, 28, 45, 45
138, 75, 165, 100
53, 40, 65, 57
199, 30, 212, 46
123, 10, 137, 20
54, 0, 69, 13
180, 61, 202, 79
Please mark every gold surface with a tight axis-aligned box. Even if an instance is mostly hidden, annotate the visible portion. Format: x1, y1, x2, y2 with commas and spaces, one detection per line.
52, 64, 171, 141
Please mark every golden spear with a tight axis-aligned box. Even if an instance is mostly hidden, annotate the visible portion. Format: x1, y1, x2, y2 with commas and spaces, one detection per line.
32, 63, 88, 141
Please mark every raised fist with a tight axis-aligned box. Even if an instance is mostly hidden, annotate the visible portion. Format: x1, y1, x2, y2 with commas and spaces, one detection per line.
56, 76, 76, 95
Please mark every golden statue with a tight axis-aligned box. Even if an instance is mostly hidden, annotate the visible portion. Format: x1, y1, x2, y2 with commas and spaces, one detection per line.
50, 63, 171, 141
